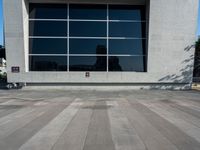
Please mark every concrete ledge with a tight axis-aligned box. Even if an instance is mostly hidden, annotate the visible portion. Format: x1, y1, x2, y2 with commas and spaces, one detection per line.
23, 83, 192, 91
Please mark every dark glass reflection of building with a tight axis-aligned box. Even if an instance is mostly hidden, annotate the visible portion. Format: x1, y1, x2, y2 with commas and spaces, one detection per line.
94, 45, 107, 71
35, 61, 57, 71
69, 45, 107, 71
33, 61, 67, 71
28, 4, 147, 72
109, 56, 122, 71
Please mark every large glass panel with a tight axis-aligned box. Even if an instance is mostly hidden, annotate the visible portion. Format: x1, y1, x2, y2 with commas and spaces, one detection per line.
69, 56, 107, 71
69, 4, 107, 20
28, 4, 147, 72
109, 39, 145, 55
109, 22, 145, 38
29, 56, 67, 71
70, 39, 107, 54
109, 56, 145, 72
29, 21, 67, 36
29, 4, 67, 19
29, 38, 67, 54
109, 5, 145, 20
69, 21, 107, 37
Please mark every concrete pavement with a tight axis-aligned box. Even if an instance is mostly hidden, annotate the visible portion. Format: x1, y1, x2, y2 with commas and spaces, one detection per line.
0, 90, 200, 150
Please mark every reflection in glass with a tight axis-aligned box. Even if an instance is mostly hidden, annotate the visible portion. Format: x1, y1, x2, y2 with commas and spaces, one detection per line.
69, 56, 107, 71
30, 56, 67, 71
29, 4, 67, 19
29, 4, 147, 72
70, 21, 107, 37
70, 39, 107, 54
109, 56, 122, 71
96, 45, 107, 55
29, 21, 67, 36
109, 56, 145, 72
109, 5, 145, 20
69, 4, 107, 20
29, 38, 67, 54
109, 39, 145, 55
109, 22, 145, 38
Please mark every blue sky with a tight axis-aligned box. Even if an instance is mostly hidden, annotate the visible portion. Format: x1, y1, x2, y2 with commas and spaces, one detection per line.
0, 1, 199, 45
198, 2, 200, 37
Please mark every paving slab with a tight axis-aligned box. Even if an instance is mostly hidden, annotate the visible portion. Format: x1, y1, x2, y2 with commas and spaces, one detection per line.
0, 90, 199, 150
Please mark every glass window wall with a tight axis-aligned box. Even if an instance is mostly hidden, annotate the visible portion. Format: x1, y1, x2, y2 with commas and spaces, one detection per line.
29, 3, 147, 72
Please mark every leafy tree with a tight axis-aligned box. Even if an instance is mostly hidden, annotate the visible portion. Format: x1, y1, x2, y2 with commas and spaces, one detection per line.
194, 37, 200, 77
196, 37, 200, 51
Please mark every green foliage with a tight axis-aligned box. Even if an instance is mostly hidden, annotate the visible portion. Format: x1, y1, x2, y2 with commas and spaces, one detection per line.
196, 38, 200, 52
194, 38, 200, 77
0, 72, 7, 83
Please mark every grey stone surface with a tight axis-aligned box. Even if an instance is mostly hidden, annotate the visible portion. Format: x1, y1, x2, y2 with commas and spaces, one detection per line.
0, 90, 200, 149
2, 0, 199, 89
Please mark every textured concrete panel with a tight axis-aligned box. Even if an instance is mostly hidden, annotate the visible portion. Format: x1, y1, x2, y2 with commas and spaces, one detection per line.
3, 0, 199, 89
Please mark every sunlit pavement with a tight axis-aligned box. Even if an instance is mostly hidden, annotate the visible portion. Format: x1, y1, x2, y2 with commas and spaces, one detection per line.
0, 90, 200, 150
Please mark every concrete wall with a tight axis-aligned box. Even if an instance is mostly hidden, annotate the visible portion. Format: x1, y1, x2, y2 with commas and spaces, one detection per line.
3, 0, 199, 89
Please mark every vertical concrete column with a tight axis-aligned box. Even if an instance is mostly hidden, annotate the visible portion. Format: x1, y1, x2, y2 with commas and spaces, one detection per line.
3, 0, 28, 82
147, 0, 199, 84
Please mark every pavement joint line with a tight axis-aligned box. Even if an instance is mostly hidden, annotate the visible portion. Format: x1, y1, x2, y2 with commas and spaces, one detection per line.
1, 97, 45, 101
0, 100, 51, 126
81, 105, 95, 150
36, 112, 45, 118
18, 98, 83, 150
0, 120, 11, 126
0, 100, 17, 105
0, 97, 12, 99
0, 91, 200, 150
0, 108, 34, 120
15, 109, 35, 119
50, 98, 88, 150
140, 101, 200, 143
107, 99, 147, 150
34, 102, 48, 106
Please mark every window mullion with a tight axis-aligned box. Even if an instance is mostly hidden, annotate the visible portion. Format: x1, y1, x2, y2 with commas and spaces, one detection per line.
107, 4, 109, 72
67, 4, 69, 72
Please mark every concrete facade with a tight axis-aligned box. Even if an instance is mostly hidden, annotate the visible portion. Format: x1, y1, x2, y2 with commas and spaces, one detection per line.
2, 0, 199, 89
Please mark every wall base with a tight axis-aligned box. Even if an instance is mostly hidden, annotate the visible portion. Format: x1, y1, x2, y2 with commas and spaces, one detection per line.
22, 83, 192, 91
